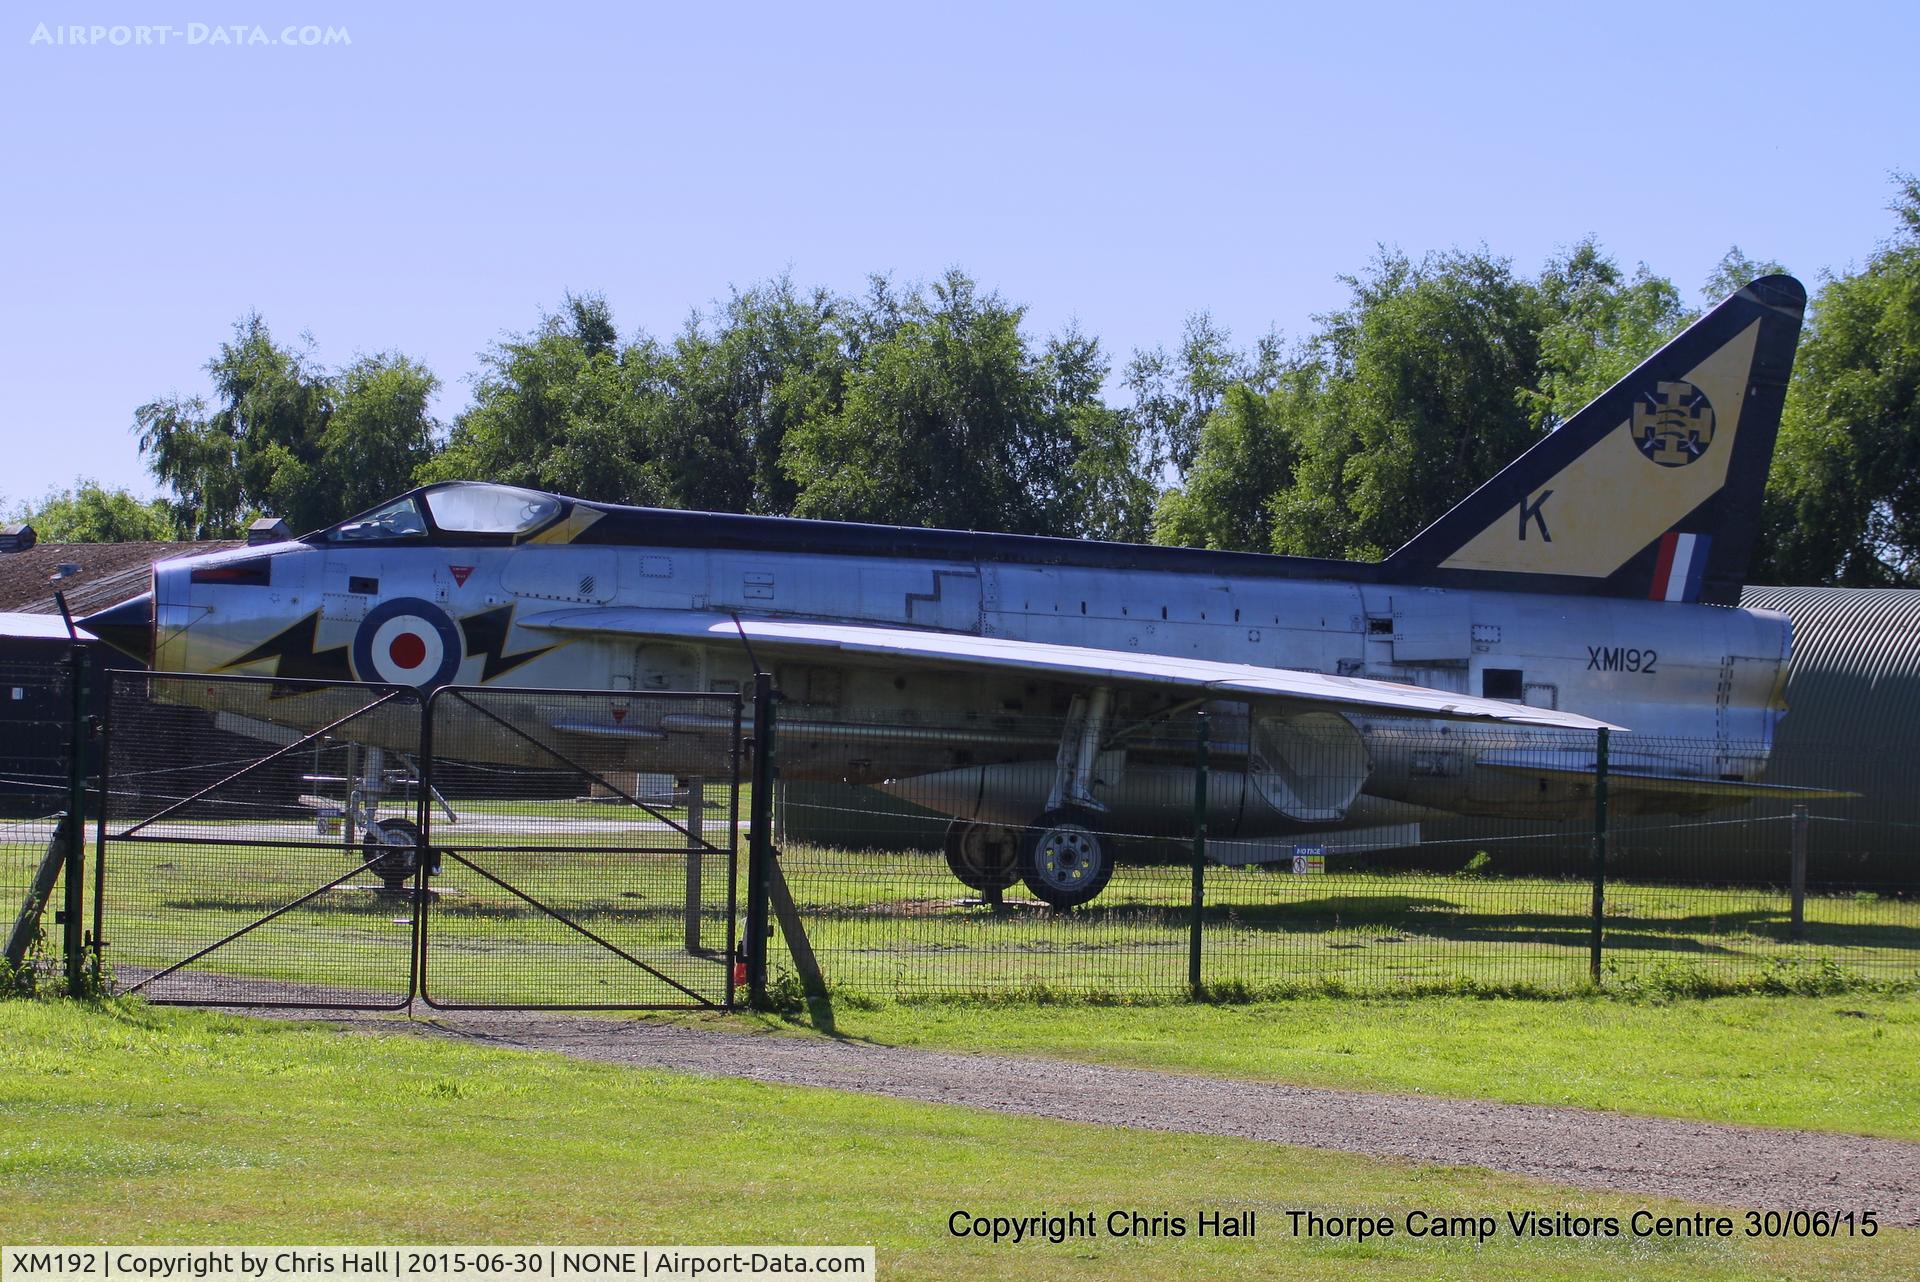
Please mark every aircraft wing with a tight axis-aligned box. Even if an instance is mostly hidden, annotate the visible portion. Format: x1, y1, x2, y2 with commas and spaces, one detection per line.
1477, 751, 1858, 799
521, 609, 1620, 732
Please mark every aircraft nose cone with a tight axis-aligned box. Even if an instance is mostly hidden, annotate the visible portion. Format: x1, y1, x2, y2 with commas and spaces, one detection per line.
81, 591, 153, 666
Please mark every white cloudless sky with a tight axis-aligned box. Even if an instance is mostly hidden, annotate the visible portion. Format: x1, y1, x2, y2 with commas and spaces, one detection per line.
1, 0, 1913, 510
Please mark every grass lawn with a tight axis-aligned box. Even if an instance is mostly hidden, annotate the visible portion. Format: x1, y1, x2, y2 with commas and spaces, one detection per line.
59, 829, 1920, 1009
737, 992, 1920, 1140
0, 1001, 1911, 1282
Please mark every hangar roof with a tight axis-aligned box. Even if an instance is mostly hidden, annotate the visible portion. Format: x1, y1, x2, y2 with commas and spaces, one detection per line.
1742, 585, 1920, 755
0, 540, 239, 616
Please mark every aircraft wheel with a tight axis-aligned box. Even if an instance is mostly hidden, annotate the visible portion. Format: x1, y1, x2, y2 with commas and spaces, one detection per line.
363, 818, 423, 894
944, 820, 1023, 892
1020, 807, 1114, 909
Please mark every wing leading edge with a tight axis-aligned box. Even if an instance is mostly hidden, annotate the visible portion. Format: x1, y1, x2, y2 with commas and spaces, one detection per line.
521, 609, 1620, 732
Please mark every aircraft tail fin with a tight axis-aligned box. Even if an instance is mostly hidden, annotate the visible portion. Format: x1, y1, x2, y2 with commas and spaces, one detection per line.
1382, 275, 1806, 606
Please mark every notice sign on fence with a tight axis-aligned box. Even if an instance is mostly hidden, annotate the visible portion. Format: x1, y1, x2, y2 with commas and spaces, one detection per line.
2, 1248, 875, 1282
1291, 846, 1326, 875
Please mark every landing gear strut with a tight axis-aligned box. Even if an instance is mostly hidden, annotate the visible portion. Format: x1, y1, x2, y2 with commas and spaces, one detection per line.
1019, 687, 1118, 909
345, 746, 440, 896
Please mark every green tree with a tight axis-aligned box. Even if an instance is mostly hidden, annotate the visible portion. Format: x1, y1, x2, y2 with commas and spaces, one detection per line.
1152, 370, 1315, 552
312, 354, 442, 522
1157, 244, 1694, 561
1532, 240, 1693, 429
1125, 313, 1283, 478
13, 479, 176, 542
781, 270, 1100, 536
425, 283, 851, 516
1759, 177, 1920, 585
1054, 325, 1155, 543
422, 294, 667, 503
656, 276, 849, 515
135, 314, 438, 537
1703, 246, 1790, 304
1268, 249, 1549, 560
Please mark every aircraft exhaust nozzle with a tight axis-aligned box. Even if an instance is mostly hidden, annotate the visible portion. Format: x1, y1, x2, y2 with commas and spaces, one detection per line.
80, 591, 154, 666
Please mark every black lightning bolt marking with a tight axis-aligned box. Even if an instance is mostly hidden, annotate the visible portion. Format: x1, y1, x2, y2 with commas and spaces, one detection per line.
218, 611, 353, 696
221, 605, 553, 693
459, 605, 555, 682
221, 612, 350, 681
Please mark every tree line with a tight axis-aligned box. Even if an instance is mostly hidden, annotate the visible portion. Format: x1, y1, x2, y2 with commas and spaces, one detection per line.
15, 177, 1918, 587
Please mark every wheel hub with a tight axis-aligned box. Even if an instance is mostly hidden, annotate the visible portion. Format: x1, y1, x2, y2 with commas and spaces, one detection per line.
1033, 824, 1100, 889
958, 826, 1013, 876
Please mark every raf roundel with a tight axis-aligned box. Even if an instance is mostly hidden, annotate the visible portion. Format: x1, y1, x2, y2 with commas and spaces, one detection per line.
352, 597, 463, 690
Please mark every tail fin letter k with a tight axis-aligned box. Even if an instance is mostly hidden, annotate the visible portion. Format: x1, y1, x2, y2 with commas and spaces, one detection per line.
1518, 489, 1552, 541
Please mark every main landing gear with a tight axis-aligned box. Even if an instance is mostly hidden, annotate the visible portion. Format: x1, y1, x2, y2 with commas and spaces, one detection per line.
362, 816, 428, 896
944, 820, 1022, 893
1018, 805, 1114, 908
944, 687, 1123, 910
945, 810, 1116, 909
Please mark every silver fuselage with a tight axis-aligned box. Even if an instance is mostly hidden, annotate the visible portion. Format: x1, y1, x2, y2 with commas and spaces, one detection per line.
150, 527, 1790, 839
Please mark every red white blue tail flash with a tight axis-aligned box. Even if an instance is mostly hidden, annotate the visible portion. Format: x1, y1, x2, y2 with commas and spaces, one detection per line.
1650, 532, 1711, 602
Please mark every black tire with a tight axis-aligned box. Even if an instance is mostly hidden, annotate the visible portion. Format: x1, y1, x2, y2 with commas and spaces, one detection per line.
1019, 807, 1114, 908
944, 820, 1022, 892
362, 818, 423, 893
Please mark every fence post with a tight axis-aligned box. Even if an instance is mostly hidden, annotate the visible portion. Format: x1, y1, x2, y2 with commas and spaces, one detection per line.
1189, 712, 1208, 997
1790, 804, 1808, 940
1589, 726, 1609, 986
62, 645, 88, 993
4, 814, 68, 970
684, 777, 705, 954
746, 672, 777, 1007
412, 692, 435, 1005
91, 679, 113, 968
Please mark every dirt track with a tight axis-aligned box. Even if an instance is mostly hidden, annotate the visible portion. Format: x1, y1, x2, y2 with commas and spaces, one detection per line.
259, 1007, 1920, 1224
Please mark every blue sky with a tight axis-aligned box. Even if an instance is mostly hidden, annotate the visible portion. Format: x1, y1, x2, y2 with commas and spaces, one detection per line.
1, 0, 1913, 508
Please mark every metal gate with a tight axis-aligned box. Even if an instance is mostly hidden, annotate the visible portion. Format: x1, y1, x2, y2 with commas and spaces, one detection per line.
96, 672, 742, 1010
417, 686, 741, 1009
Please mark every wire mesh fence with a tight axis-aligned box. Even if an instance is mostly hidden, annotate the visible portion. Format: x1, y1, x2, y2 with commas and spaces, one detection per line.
98, 671, 426, 1007
91, 673, 743, 1009
768, 706, 1920, 1000
20, 667, 1919, 1008
418, 686, 741, 1009
0, 657, 77, 986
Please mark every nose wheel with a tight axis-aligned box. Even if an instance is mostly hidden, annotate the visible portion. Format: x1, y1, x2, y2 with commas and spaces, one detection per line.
362, 818, 435, 896
1020, 807, 1113, 908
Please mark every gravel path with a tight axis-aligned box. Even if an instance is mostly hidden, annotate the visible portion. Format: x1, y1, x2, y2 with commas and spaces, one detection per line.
269, 1007, 1920, 1224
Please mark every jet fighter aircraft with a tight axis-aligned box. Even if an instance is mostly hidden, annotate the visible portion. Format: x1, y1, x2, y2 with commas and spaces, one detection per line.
79, 276, 1819, 906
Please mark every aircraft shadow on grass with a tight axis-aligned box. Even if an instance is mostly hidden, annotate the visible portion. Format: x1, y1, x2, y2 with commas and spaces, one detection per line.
793, 892, 1920, 956
144, 886, 1920, 959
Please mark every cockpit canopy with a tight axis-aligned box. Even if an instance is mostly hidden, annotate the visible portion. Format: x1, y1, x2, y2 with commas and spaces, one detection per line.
319, 483, 564, 544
